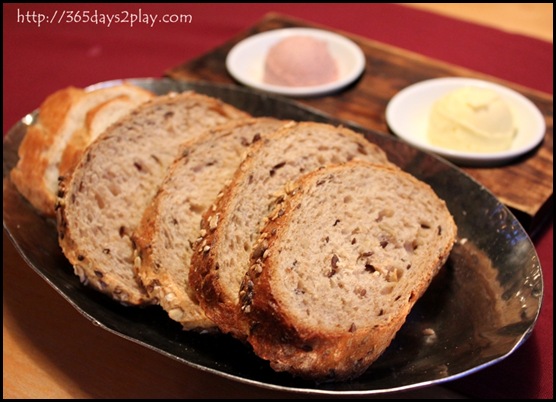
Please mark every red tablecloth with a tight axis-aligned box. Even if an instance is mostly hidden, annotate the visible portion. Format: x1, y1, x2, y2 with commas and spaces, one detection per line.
3, 3, 553, 399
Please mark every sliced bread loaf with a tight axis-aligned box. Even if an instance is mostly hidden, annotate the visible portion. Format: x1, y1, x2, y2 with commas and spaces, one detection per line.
132, 117, 289, 330
239, 161, 457, 382
56, 91, 249, 305
189, 122, 394, 338
10, 83, 154, 217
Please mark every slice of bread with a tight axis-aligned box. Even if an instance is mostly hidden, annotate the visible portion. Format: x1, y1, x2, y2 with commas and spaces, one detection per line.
56, 91, 249, 305
239, 161, 457, 382
10, 83, 154, 217
132, 117, 289, 330
189, 122, 394, 338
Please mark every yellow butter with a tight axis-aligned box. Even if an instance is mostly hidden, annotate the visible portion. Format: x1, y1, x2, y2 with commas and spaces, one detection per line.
428, 87, 516, 153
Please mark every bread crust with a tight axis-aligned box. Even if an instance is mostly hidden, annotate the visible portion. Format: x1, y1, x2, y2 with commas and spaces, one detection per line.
239, 161, 457, 382
10, 86, 86, 216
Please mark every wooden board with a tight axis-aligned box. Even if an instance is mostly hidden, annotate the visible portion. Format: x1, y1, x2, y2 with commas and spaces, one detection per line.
166, 12, 553, 236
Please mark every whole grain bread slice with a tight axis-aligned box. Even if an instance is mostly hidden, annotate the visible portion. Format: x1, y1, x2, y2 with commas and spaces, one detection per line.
239, 161, 457, 382
189, 122, 394, 338
56, 91, 249, 305
10, 83, 154, 217
132, 117, 289, 330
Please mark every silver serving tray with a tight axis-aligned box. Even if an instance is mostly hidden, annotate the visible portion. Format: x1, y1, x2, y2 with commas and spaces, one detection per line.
2, 78, 543, 396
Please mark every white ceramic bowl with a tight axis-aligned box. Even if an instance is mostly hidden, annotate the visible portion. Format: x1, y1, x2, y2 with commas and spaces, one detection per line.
226, 28, 365, 97
385, 77, 546, 166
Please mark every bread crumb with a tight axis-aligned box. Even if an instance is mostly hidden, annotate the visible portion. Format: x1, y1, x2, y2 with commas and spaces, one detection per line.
422, 328, 438, 345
